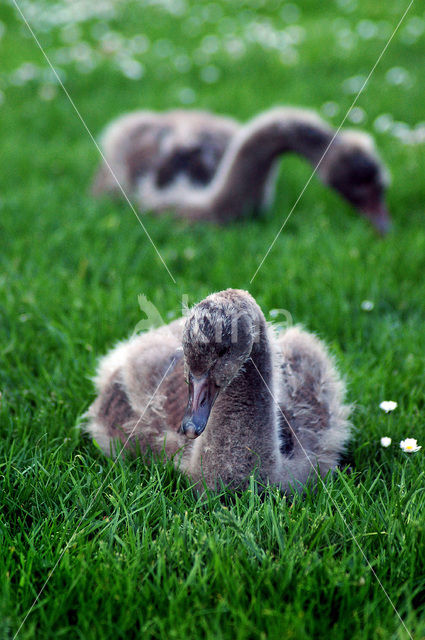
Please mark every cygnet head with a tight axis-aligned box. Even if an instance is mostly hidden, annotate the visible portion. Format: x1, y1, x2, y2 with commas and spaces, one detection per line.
320, 131, 391, 235
180, 289, 261, 439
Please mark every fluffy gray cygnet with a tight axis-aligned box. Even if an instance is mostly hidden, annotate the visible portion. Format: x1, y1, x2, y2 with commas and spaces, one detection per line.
85, 289, 352, 492
92, 107, 390, 233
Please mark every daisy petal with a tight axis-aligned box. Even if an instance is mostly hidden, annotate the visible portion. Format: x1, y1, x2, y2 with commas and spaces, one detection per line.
379, 400, 398, 413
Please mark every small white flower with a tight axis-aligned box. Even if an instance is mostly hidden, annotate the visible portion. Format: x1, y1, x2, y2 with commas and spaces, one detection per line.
380, 437, 392, 448
361, 300, 374, 311
400, 438, 421, 453
379, 400, 398, 413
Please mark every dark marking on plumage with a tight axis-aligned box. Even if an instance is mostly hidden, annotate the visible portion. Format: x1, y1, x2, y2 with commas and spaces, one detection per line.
156, 147, 213, 187
98, 381, 136, 441
155, 130, 230, 188
277, 411, 295, 455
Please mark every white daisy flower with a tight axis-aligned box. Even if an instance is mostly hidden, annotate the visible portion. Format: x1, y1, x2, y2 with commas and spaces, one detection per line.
361, 300, 374, 311
400, 438, 421, 453
379, 400, 398, 413
380, 437, 392, 448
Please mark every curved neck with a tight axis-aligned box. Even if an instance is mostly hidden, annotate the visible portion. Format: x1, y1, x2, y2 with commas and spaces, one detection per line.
193, 315, 281, 489
208, 109, 333, 220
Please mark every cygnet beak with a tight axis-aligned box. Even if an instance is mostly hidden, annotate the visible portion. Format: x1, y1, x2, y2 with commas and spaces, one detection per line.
180, 372, 220, 439
361, 199, 392, 235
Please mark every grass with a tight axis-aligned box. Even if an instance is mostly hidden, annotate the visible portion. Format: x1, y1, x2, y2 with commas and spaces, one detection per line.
1, 0, 425, 638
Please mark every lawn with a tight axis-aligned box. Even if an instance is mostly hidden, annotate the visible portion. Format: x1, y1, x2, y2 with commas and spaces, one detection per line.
1, 0, 425, 638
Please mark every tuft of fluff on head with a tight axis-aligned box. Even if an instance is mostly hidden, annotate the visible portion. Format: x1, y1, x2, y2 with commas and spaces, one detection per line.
182, 289, 263, 385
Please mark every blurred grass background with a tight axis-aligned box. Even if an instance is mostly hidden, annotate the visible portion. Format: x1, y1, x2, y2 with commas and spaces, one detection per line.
1, 0, 425, 638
